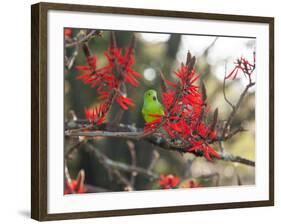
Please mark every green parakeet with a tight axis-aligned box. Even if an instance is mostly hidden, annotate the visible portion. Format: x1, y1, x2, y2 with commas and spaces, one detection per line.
142, 89, 165, 122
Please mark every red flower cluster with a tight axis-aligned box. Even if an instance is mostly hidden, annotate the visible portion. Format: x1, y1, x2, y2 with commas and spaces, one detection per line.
64, 170, 86, 194
75, 32, 141, 124
104, 46, 141, 87
64, 28, 72, 38
143, 113, 163, 133
226, 52, 256, 80
116, 95, 135, 110
145, 53, 221, 161
84, 106, 107, 125
158, 174, 180, 189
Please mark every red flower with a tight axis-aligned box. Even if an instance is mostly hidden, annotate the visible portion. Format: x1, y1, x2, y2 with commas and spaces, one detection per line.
144, 117, 162, 133
162, 91, 175, 109
75, 32, 140, 115
64, 170, 86, 194
84, 104, 108, 125
209, 130, 217, 140
187, 142, 221, 161
159, 174, 180, 189
104, 47, 141, 87
197, 123, 209, 138
226, 54, 255, 80
64, 28, 72, 38
116, 95, 135, 110
157, 53, 221, 161
75, 62, 112, 89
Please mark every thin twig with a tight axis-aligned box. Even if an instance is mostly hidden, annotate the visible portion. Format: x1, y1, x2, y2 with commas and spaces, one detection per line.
223, 63, 235, 109
108, 83, 127, 129
86, 143, 158, 180
65, 30, 100, 48
158, 69, 168, 92
127, 141, 137, 186
85, 143, 133, 189
220, 152, 255, 167
65, 138, 86, 159
218, 141, 224, 154
222, 56, 255, 138
202, 37, 218, 56
148, 150, 160, 171
223, 126, 246, 140
222, 81, 255, 138
65, 45, 79, 70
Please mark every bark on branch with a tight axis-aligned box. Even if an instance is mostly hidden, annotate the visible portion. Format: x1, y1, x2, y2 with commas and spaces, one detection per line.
85, 142, 159, 180
65, 123, 255, 167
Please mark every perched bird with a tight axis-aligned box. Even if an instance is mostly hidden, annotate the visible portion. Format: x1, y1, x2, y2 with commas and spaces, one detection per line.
142, 89, 165, 122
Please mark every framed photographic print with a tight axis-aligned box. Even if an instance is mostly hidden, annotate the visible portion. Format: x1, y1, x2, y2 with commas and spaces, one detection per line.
31, 2, 274, 221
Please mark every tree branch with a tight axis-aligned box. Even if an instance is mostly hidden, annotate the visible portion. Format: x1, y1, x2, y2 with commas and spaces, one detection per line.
85, 142, 159, 180
126, 140, 137, 185
223, 63, 235, 109
65, 30, 101, 48
222, 55, 256, 139
65, 124, 255, 167
66, 130, 144, 139
220, 153, 255, 167
222, 81, 255, 138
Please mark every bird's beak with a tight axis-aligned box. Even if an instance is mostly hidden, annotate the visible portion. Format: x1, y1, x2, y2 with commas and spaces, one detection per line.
153, 96, 156, 101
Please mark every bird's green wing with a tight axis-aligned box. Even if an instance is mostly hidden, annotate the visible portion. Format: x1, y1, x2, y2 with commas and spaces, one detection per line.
142, 106, 150, 122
